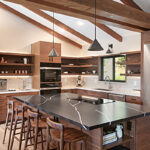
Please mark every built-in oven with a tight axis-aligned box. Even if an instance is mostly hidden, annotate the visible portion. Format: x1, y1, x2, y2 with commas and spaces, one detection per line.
40, 67, 61, 95
40, 67, 61, 82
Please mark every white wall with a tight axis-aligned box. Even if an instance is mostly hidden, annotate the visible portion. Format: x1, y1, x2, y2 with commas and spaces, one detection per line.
81, 34, 141, 56
0, 8, 82, 56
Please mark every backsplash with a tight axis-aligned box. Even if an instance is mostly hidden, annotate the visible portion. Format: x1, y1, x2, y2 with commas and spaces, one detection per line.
62, 75, 141, 91
0, 76, 32, 90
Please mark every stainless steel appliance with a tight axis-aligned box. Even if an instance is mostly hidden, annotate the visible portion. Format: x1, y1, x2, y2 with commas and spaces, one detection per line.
40, 66, 61, 95
0, 79, 7, 90
40, 67, 61, 82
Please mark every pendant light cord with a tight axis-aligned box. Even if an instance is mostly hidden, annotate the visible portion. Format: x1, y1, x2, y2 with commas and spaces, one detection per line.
53, 12, 54, 49
95, 0, 96, 39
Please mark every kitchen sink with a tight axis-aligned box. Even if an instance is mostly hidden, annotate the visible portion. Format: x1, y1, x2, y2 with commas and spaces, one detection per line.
95, 88, 113, 91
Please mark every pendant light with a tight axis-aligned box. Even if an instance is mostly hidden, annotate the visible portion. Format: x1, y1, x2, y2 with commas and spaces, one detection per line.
48, 12, 59, 60
88, 0, 103, 51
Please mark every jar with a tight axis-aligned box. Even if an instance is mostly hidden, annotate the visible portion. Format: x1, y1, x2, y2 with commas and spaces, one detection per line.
116, 125, 123, 138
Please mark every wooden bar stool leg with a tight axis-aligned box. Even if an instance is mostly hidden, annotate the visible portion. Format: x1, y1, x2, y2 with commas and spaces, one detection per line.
3, 112, 9, 144
19, 118, 25, 150
34, 126, 38, 150
9, 116, 18, 150
82, 140, 86, 150
40, 129, 44, 150
68, 143, 71, 150
24, 120, 30, 150
7, 112, 14, 150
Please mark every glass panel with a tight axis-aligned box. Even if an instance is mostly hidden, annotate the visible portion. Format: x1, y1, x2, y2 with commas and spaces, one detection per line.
115, 56, 126, 81
103, 58, 113, 80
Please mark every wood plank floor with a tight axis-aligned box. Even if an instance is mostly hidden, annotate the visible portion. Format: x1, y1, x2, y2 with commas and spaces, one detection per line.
0, 124, 38, 150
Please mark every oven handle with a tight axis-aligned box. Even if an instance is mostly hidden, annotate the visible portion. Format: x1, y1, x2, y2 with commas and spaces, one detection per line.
40, 67, 61, 70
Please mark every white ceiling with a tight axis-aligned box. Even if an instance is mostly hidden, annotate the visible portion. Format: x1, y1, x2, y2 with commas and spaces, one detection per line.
0, 0, 149, 46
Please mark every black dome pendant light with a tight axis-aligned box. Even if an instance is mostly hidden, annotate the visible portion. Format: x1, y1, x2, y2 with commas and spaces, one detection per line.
48, 12, 59, 61
88, 0, 104, 51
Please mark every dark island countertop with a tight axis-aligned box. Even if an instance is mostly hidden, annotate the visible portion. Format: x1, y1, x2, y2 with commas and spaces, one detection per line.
14, 93, 150, 130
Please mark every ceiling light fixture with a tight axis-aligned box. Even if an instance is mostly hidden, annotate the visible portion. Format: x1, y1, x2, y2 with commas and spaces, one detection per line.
48, 12, 59, 61
88, 0, 104, 51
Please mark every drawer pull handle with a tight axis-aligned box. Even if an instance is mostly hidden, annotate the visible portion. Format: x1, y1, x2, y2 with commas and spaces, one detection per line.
131, 98, 136, 101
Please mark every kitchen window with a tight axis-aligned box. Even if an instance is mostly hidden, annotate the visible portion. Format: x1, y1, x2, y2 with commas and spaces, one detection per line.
100, 55, 126, 82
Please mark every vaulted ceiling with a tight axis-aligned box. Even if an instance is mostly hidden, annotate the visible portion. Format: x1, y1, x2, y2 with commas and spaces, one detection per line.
0, 0, 150, 48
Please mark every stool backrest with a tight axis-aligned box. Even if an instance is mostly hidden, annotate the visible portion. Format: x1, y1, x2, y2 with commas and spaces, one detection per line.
27, 109, 39, 127
46, 117, 64, 150
7, 100, 15, 113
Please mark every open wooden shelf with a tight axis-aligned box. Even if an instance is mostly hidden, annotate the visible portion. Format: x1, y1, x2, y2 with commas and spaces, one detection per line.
0, 73, 32, 76
40, 81, 61, 84
0, 52, 34, 77
120, 73, 140, 76
0, 63, 33, 66
61, 56, 94, 59
61, 65, 97, 68
126, 62, 141, 66
62, 73, 98, 76
103, 135, 132, 150
0, 52, 34, 57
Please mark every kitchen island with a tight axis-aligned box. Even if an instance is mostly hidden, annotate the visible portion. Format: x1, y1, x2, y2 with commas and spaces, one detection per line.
14, 93, 150, 150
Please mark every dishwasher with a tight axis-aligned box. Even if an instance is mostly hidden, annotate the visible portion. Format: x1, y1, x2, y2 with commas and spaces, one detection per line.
108, 93, 125, 102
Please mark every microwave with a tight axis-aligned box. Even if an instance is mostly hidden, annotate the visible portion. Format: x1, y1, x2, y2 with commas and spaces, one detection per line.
40, 67, 61, 82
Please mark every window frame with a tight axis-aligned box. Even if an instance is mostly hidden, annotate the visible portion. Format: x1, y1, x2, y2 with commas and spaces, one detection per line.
100, 55, 126, 82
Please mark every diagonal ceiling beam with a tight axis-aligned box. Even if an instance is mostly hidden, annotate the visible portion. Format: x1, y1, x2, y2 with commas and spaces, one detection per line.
24, 6, 93, 44
120, 0, 143, 11
0, 2, 82, 49
91, 22, 123, 42
5, 0, 148, 32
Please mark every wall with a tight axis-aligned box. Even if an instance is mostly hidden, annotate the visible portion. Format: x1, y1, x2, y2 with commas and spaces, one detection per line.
0, 8, 82, 56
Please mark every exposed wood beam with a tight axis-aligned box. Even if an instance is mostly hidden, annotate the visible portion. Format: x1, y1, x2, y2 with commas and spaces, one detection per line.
120, 0, 143, 11
0, 2, 82, 49
91, 22, 123, 42
5, 0, 148, 32
24, 6, 92, 44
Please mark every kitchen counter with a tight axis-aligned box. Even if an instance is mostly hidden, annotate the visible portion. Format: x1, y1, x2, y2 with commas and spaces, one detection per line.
62, 87, 141, 97
0, 89, 40, 94
14, 93, 148, 130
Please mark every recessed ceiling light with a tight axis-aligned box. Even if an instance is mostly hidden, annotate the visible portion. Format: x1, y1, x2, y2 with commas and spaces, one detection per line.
77, 21, 84, 26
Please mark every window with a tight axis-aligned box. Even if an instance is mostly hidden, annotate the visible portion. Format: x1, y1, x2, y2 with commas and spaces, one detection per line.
100, 55, 126, 82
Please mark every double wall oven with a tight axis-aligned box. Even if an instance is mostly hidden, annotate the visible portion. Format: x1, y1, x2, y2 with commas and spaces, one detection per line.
40, 65, 61, 95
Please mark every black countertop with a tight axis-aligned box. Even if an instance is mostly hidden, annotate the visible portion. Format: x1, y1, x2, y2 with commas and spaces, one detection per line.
14, 93, 150, 130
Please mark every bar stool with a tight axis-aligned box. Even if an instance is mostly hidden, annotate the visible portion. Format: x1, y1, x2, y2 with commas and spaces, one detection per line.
45, 117, 87, 150
3, 100, 16, 150
9, 105, 28, 150
24, 109, 47, 150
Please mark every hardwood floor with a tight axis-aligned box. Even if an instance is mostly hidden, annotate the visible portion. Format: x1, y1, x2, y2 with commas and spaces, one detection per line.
0, 124, 37, 150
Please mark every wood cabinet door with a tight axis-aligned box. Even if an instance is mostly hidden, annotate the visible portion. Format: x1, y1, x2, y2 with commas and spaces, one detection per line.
0, 96, 7, 123
40, 42, 61, 63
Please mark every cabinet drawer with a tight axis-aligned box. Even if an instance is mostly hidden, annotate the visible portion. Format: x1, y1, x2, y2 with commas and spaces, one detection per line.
108, 94, 125, 102
126, 95, 142, 105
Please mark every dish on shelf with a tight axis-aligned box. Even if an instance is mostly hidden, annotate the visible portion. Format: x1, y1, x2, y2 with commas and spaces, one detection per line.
63, 71, 68, 74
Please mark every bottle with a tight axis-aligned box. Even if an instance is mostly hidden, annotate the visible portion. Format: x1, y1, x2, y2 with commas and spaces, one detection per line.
116, 125, 123, 138
23, 58, 27, 64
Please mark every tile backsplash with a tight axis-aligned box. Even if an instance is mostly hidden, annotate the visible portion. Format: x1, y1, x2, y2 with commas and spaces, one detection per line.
0, 76, 32, 90
62, 75, 141, 91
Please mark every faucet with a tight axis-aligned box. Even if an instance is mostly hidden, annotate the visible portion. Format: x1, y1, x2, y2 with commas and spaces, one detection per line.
104, 76, 112, 89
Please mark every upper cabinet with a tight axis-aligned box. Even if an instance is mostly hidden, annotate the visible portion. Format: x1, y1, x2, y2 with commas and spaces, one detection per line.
32, 41, 61, 63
